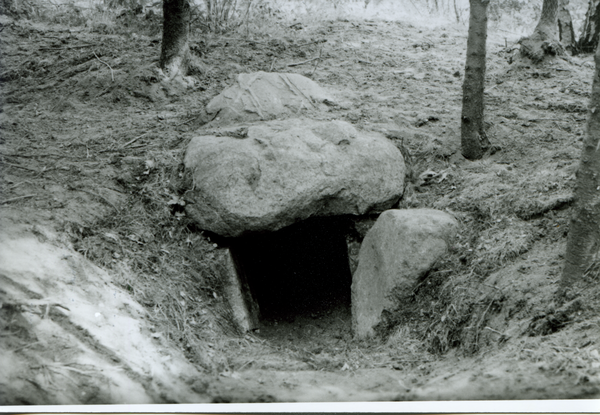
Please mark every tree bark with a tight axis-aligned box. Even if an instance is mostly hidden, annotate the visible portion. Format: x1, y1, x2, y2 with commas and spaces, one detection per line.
461, 0, 490, 160
160, 0, 191, 78
561, 44, 600, 289
520, 0, 562, 62
578, 0, 600, 54
535, 0, 560, 41
558, 0, 576, 50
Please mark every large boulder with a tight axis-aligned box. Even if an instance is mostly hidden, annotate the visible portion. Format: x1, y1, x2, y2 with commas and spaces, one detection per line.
183, 118, 406, 237
205, 72, 336, 126
352, 209, 459, 338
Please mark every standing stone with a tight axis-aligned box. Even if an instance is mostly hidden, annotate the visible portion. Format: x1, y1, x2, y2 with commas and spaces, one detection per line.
219, 249, 259, 332
352, 209, 459, 338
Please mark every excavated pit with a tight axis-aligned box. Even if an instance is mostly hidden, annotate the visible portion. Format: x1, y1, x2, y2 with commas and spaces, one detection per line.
229, 217, 353, 324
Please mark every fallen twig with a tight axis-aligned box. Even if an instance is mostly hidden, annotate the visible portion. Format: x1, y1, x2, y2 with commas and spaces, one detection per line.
39, 44, 98, 51
46, 363, 95, 375
56, 57, 96, 79
99, 125, 165, 152
2, 299, 70, 311
75, 188, 119, 212
481, 282, 503, 293
484, 326, 505, 336
346, 71, 359, 84
12, 341, 43, 353
5, 163, 39, 173
287, 56, 320, 67
298, 39, 327, 47
219, 36, 270, 45
1, 152, 63, 158
121, 131, 151, 148
529, 118, 579, 121
175, 117, 198, 127
0, 194, 36, 204
94, 51, 114, 81
7, 181, 32, 190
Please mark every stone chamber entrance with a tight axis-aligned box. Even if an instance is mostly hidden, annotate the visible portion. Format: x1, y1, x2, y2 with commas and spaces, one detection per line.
229, 217, 354, 325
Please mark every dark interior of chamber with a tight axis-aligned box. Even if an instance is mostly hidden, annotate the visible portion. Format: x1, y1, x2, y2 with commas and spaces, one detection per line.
230, 217, 352, 321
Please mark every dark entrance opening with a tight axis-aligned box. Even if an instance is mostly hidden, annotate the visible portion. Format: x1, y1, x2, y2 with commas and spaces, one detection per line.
230, 217, 352, 322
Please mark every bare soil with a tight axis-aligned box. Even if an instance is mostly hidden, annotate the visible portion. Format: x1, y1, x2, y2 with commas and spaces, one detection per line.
1, 7, 600, 406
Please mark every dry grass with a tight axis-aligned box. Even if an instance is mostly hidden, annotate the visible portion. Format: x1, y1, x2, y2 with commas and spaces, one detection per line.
517, 320, 600, 385
67, 147, 240, 372
2, 0, 596, 383
474, 219, 535, 267
385, 326, 436, 368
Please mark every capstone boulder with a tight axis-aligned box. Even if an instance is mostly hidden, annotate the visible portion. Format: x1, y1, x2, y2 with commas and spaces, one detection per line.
351, 208, 459, 338
205, 71, 336, 126
183, 118, 406, 237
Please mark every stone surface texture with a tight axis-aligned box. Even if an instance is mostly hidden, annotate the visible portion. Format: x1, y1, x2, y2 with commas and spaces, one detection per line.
183, 118, 406, 237
352, 208, 459, 338
205, 71, 336, 126
219, 249, 259, 332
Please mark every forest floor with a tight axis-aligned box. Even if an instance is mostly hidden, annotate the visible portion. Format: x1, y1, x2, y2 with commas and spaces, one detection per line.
1, 3, 600, 407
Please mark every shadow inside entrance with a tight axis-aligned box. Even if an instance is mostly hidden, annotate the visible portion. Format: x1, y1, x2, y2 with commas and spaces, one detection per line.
230, 217, 352, 322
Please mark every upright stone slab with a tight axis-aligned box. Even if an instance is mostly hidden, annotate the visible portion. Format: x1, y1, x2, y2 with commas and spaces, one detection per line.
352, 209, 459, 338
183, 118, 406, 237
219, 249, 259, 332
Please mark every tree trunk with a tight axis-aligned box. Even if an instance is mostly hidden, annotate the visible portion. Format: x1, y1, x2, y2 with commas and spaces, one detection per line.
520, 0, 562, 62
561, 44, 600, 289
578, 0, 600, 54
160, 0, 191, 78
535, 0, 560, 41
558, 0, 576, 50
454, 0, 461, 23
461, 0, 490, 160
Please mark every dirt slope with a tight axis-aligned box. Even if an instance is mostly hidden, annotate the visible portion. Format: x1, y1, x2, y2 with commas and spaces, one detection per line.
1, 9, 600, 405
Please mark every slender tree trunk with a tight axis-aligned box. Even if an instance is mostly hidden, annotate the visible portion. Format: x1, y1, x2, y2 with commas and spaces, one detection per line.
558, 0, 576, 50
578, 0, 600, 54
454, 0, 461, 23
520, 0, 562, 62
534, 0, 559, 41
461, 0, 490, 160
561, 44, 600, 289
160, 0, 191, 78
